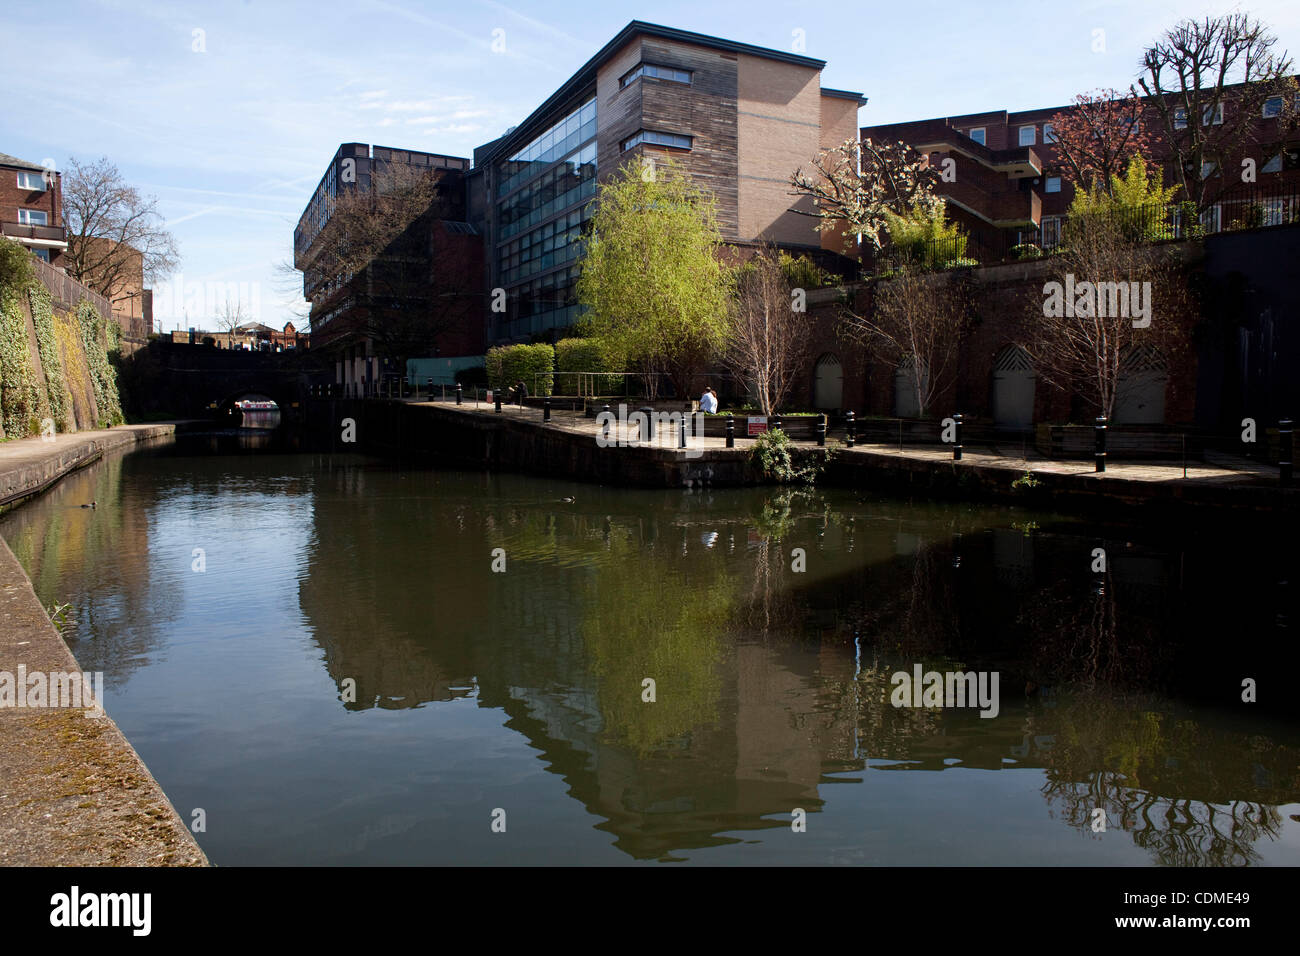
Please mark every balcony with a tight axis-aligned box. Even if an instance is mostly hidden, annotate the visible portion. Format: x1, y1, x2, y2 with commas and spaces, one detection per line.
2, 221, 68, 248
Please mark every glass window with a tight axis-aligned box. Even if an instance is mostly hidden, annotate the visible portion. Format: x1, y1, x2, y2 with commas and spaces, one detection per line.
1263, 96, 1284, 119
1174, 108, 1187, 130
967, 127, 985, 146
1045, 177, 1061, 193
1262, 152, 1283, 174
1042, 123, 1056, 144
17, 209, 47, 225
1018, 126, 1035, 146
33, 248, 50, 262
16, 170, 46, 191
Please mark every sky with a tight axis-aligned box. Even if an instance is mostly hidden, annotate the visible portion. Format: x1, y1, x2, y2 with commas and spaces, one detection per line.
2, 0, 1297, 333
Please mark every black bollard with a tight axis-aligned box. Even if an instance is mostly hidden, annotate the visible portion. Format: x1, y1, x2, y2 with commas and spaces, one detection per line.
602, 403, 611, 443
1094, 416, 1107, 473
846, 411, 856, 448
726, 414, 735, 448
679, 414, 688, 449
456, 383, 463, 405
817, 417, 826, 447
1281, 418, 1293, 486
952, 413, 963, 461
544, 396, 551, 422
495, 390, 502, 413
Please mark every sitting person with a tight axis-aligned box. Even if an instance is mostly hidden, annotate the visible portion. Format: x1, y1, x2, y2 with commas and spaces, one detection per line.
699, 386, 718, 414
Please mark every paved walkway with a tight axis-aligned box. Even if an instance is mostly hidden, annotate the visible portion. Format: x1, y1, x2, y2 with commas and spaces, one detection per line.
415, 399, 1279, 489
0, 423, 208, 865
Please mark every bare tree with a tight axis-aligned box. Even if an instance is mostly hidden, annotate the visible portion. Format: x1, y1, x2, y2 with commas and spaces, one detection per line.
790, 137, 942, 255
1137, 13, 1299, 213
1023, 212, 1194, 420
842, 266, 971, 419
62, 157, 179, 301
297, 162, 471, 364
724, 245, 809, 417
216, 298, 247, 350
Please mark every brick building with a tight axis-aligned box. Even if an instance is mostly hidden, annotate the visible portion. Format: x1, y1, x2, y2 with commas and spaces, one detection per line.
294, 143, 482, 395
862, 81, 1300, 257
1, 151, 66, 265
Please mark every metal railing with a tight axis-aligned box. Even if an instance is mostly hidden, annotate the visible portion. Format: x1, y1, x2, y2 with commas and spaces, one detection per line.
880, 181, 1300, 276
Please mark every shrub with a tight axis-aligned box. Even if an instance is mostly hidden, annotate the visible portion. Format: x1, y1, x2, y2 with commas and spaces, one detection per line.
1010, 243, 1044, 260
884, 201, 968, 269
748, 428, 824, 484
485, 342, 554, 396
0, 240, 35, 293
555, 336, 623, 395
75, 300, 124, 427
27, 286, 70, 432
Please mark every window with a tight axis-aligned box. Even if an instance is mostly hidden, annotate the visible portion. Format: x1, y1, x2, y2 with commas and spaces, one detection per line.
1263, 96, 1284, 119
1042, 123, 1056, 144
1263, 152, 1283, 174
17, 209, 47, 225
620, 63, 691, 88
16, 170, 46, 191
1018, 125, 1036, 146
967, 127, 986, 146
32, 248, 49, 262
1262, 198, 1286, 227
1045, 176, 1061, 193
1200, 160, 1217, 180
621, 130, 692, 151
1202, 102, 1224, 126
1174, 108, 1187, 130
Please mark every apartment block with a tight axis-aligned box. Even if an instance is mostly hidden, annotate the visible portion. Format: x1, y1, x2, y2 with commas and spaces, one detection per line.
0, 151, 66, 265
469, 21, 864, 342
863, 82, 1300, 253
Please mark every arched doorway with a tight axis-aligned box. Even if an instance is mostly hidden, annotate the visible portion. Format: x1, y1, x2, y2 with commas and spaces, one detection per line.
991, 345, 1036, 430
813, 353, 843, 410
1114, 346, 1168, 424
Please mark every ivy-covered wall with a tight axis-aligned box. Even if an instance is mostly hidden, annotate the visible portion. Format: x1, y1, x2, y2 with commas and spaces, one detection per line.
0, 245, 123, 440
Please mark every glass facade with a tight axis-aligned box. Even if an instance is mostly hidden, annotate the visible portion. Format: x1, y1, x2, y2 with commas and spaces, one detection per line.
493, 96, 598, 339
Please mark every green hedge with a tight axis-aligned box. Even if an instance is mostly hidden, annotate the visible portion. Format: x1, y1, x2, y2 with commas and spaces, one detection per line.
0, 287, 37, 439
485, 343, 554, 397
555, 336, 623, 395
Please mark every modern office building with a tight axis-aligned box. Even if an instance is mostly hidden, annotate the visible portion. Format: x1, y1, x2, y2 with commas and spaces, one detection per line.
469, 21, 865, 342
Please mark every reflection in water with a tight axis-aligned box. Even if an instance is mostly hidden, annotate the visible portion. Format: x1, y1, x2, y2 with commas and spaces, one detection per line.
1, 440, 1297, 865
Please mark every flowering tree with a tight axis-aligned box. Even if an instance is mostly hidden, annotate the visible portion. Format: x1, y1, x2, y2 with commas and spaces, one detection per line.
1046, 89, 1155, 196
789, 138, 942, 255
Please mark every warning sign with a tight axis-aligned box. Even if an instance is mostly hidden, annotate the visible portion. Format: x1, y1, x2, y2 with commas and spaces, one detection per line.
747, 417, 768, 437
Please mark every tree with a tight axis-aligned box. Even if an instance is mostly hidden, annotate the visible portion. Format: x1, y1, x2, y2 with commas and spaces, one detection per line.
1024, 164, 1195, 420
1137, 13, 1299, 213
789, 137, 942, 255
1046, 88, 1156, 196
61, 157, 179, 303
725, 244, 809, 417
575, 158, 733, 398
1068, 155, 1182, 242
842, 265, 971, 419
216, 298, 247, 350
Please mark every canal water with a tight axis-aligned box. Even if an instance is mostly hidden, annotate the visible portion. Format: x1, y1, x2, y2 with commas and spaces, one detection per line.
2, 432, 1298, 865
